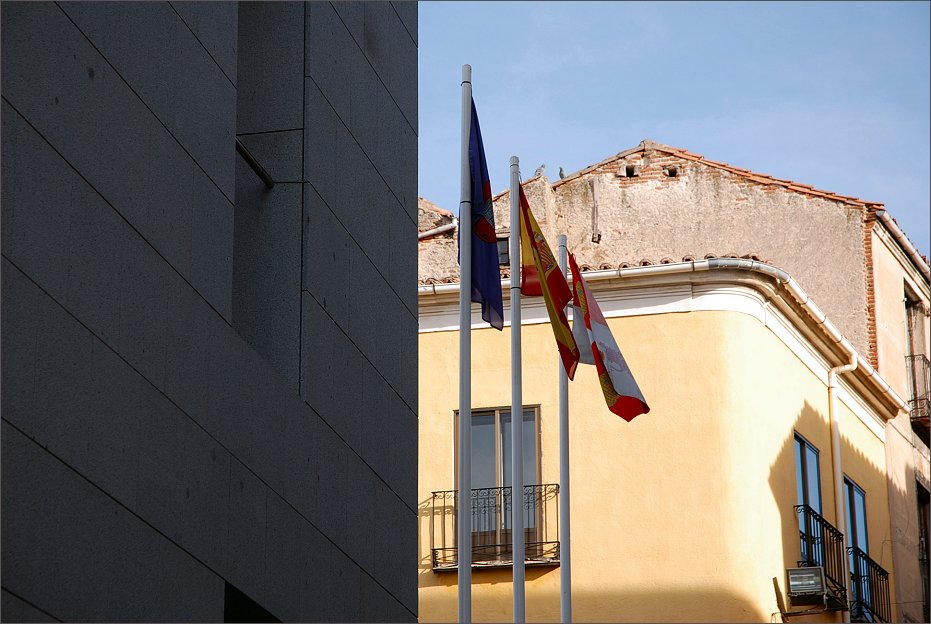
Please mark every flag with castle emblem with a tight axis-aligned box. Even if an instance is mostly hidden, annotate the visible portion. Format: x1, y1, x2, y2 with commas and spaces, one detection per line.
569, 252, 650, 421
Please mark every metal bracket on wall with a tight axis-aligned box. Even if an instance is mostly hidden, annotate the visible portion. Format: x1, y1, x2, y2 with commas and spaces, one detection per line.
235, 138, 275, 189
590, 177, 602, 243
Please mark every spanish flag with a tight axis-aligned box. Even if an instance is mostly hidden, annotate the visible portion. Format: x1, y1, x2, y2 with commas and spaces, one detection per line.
569, 252, 650, 421
518, 186, 579, 379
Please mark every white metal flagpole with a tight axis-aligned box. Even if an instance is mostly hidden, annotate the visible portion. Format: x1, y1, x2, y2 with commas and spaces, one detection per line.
509, 156, 525, 623
458, 63, 473, 624
558, 234, 572, 624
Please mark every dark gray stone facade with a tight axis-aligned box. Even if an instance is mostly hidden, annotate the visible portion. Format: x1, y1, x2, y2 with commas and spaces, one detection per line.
1, 2, 417, 621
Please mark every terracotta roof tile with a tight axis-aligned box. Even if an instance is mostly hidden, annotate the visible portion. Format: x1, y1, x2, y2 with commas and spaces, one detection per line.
551, 140, 877, 207
418, 252, 775, 285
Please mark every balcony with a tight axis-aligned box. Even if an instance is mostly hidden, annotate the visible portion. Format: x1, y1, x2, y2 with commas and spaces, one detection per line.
430, 484, 560, 571
795, 504, 847, 610
906, 354, 930, 445
848, 546, 891, 623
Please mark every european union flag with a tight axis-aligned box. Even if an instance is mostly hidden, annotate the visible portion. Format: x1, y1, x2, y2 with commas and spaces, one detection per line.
462, 98, 504, 330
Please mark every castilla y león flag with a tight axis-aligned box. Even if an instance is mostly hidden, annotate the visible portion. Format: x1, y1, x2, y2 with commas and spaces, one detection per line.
518, 185, 579, 379
569, 252, 650, 421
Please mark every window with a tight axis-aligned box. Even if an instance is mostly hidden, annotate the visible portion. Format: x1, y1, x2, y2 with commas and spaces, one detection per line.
458, 407, 539, 491
795, 433, 823, 565
844, 478, 868, 554
456, 407, 541, 563
794, 434, 822, 513
845, 477, 873, 621
496, 237, 509, 266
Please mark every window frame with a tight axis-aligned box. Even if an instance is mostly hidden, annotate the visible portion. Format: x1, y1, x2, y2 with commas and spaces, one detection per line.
794, 432, 823, 514
453, 405, 542, 490
844, 476, 869, 554
496, 236, 510, 267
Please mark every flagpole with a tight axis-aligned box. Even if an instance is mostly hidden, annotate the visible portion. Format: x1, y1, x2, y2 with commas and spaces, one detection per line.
509, 156, 525, 623
558, 234, 572, 624
458, 63, 473, 624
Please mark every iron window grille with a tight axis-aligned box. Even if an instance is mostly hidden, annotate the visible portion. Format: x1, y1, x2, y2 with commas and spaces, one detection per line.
848, 546, 891, 623
429, 484, 560, 571
906, 354, 930, 443
795, 504, 848, 610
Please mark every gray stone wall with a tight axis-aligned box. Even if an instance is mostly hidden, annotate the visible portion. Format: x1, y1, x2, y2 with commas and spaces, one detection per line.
2, 2, 417, 621
419, 144, 871, 354
553, 147, 871, 354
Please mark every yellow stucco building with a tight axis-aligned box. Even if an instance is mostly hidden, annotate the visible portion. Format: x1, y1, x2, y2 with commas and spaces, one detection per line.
417, 143, 930, 623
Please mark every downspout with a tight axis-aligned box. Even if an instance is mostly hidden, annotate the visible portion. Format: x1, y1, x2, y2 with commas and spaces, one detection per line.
829, 352, 857, 623
418, 219, 458, 240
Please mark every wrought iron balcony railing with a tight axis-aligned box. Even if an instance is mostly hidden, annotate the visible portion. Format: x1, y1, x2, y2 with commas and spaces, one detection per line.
795, 504, 847, 609
907, 355, 930, 417
430, 484, 560, 571
907, 354, 930, 445
848, 546, 891, 623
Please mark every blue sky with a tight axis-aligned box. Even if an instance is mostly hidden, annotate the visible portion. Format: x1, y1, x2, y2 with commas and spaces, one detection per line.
418, 1, 931, 258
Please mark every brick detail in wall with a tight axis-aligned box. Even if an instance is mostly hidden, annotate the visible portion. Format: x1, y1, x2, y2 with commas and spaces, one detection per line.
864, 207, 880, 369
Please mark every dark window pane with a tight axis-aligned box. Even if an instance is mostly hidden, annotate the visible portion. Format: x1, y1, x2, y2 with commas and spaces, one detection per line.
805, 445, 821, 514
471, 413, 496, 490
854, 488, 868, 552
500, 410, 538, 488
795, 438, 805, 507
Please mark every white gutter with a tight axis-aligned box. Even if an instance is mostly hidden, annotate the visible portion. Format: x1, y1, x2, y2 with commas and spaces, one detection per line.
875, 210, 930, 282
418, 219, 458, 240
829, 352, 857, 623
418, 258, 908, 413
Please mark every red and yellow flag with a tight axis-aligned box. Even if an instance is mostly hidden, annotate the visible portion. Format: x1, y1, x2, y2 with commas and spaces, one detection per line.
518, 186, 579, 379
569, 252, 650, 421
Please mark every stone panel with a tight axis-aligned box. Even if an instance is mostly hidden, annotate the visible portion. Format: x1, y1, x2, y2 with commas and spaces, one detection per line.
389, 198, 418, 316
347, 45, 417, 212
1, 589, 59, 623
0, 261, 39, 438
300, 292, 362, 445
363, 1, 417, 129
302, 185, 352, 328
169, 1, 238, 85
301, 530, 362, 622
237, 130, 303, 183
0, 102, 124, 345
237, 1, 304, 134
0, 3, 234, 317
59, 1, 237, 198
361, 359, 418, 506
373, 479, 418, 613
348, 244, 418, 408
163, 272, 216, 420
304, 78, 340, 203
305, 1, 355, 129
192, 170, 235, 322
233, 155, 302, 389
117, 228, 170, 390
262, 493, 306, 622
1, 424, 225, 623
225, 459, 268, 607
391, 1, 418, 46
